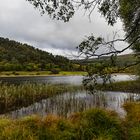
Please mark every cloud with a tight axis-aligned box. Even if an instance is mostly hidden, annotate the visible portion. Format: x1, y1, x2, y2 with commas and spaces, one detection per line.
0, 0, 132, 57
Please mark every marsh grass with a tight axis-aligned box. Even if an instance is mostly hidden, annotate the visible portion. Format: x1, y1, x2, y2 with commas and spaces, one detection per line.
0, 83, 83, 114
96, 80, 140, 93
0, 108, 123, 140
0, 71, 87, 77
123, 102, 140, 140
0, 102, 139, 140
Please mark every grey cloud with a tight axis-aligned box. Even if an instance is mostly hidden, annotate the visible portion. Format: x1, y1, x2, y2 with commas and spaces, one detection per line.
0, 0, 132, 57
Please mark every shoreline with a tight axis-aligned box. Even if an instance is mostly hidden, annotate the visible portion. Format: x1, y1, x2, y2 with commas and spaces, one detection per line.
0, 71, 87, 77
0, 71, 135, 78
96, 80, 140, 93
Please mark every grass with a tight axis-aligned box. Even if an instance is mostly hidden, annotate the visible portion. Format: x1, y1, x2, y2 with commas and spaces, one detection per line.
0, 83, 83, 114
0, 102, 139, 140
123, 102, 140, 140
95, 80, 140, 93
0, 108, 123, 140
0, 71, 87, 77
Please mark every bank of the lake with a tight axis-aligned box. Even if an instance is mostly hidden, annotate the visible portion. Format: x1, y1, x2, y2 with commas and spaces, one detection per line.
96, 80, 140, 93
0, 71, 87, 77
0, 83, 83, 114
0, 74, 139, 115
0, 102, 140, 140
0, 75, 140, 140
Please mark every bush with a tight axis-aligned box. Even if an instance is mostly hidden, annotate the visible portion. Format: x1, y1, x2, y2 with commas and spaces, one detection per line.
70, 109, 123, 140
51, 69, 60, 74
123, 102, 140, 140
0, 108, 123, 140
12, 71, 19, 75
36, 72, 40, 75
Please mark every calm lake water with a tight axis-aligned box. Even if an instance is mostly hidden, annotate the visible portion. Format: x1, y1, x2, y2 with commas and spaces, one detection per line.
0, 74, 137, 85
5, 90, 140, 119
1, 74, 139, 119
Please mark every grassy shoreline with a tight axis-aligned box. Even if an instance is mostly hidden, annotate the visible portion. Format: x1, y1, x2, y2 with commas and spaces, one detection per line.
95, 80, 140, 93
0, 102, 139, 140
0, 71, 87, 77
0, 71, 136, 77
0, 83, 83, 114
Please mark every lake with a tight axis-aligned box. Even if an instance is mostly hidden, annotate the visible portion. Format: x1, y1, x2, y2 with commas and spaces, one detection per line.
0, 74, 139, 119
0, 74, 137, 85
5, 90, 140, 119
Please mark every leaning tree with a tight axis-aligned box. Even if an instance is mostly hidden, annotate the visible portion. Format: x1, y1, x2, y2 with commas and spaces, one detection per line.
27, 0, 140, 88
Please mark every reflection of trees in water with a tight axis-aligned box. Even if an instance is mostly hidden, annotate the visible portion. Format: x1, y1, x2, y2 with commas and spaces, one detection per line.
6, 91, 140, 119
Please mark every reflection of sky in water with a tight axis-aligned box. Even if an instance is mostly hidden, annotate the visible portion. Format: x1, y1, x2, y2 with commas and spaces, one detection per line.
0, 74, 137, 85
112, 74, 137, 82
1, 74, 138, 119
4, 90, 140, 119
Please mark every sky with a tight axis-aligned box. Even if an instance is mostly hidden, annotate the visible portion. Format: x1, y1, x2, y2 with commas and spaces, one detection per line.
0, 0, 132, 58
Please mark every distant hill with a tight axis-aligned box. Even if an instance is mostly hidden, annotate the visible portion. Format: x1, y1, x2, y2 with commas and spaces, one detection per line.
0, 37, 81, 71
73, 53, 137, 73
75, 54, 136, 66
0, 37, 136, 73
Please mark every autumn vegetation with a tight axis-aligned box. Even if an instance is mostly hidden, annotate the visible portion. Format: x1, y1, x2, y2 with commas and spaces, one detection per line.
0, 102, 140, 140
0, 83, 83, 114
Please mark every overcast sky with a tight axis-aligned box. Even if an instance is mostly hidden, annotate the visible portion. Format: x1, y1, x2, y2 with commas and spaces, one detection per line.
0, 0, 132, 58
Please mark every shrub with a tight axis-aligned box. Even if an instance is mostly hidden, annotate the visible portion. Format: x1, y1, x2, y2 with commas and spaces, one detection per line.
36, 72, 40, 75
73, 109, 123, 140
0, 108, 123, 140
123, 102, 140, 140
51, 69, 60, 74
12, 71, 19, 75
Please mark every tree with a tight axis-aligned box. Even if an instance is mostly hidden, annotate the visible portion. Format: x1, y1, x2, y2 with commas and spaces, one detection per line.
27, 0, 140, 87
27, 0, 139, 58
119, 0, 140, 51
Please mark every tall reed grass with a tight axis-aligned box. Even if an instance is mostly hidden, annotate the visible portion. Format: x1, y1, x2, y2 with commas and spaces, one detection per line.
95, 80, 140, 93
0, 83, 83, 114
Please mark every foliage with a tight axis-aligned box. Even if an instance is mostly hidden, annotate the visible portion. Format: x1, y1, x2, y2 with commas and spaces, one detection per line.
0, 37, 85, 72
1, 102, 140, 140
26, 0, 140, 90
119, 0, 140, 78
119, 0, 140, 51
0, 108, 123, 140
91, 80, 140, 93
27, 0, 121, 26
123, 102, 140, 140
51, 68, 60, 74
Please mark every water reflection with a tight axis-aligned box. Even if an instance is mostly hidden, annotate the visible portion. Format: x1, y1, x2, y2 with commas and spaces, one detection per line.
5, 90, 140, 119
0, 74, 137, 85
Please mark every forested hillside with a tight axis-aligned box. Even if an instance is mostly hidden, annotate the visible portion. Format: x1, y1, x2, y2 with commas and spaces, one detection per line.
0, 37, 136, 73
74, 53, 137, 73
0, 37, 83, 71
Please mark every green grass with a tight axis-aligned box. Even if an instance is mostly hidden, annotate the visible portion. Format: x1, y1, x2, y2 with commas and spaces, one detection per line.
95, 80, 140, 93
123, 102, 140, 140
0, 83, 83, 114
0, 71, 87, 77
0, 108, 123, 140
0, 102, 140, 140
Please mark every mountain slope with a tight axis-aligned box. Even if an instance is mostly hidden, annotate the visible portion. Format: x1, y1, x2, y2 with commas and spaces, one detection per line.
0, 37, 72, 71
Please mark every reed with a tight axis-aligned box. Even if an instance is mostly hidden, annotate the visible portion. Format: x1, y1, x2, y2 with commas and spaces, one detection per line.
95, 80, 140, 93
0, 83, 83, 114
